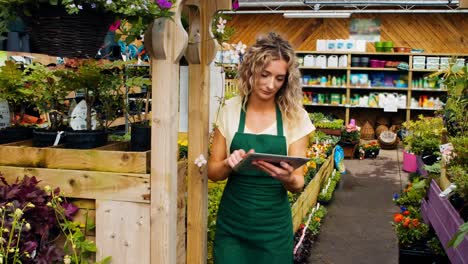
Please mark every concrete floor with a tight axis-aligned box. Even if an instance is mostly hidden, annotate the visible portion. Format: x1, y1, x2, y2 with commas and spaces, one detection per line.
308, 148, 410, 264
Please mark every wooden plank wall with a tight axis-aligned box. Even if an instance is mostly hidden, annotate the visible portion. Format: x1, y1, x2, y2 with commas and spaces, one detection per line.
226, 14, 468, 53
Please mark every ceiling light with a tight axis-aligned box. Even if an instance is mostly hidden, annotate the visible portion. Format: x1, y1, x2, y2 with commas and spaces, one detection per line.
283, 12, 352, 18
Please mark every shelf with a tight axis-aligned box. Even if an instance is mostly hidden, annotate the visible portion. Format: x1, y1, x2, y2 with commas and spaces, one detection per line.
299, 66, 347, 70
410, 107, 442, 111
411, 69, 441, 72
350, 67, 400, 71
411, 88, 447, 92
303, 103, 346, 108
350, 87, 408, 91
349, 105, 407, 110
302, 85, 347, 89
296, 51, 468, 57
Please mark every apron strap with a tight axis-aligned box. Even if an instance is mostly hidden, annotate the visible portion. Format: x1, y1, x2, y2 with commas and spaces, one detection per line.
237, 100, 284, 136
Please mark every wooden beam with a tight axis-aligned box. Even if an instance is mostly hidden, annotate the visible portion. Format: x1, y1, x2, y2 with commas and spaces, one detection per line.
146, 0, 188, 263
0, 145, 148, 173
0, 165, 150, 203
185, 1, 231, 263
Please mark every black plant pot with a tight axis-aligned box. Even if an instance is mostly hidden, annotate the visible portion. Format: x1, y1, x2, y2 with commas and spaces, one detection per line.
0, 126, 33, 144
399, 242, 449, 264
65, 130, 108, 149
32, 129, 66, 147
421, 150, 439, 166
130, 124, 151, 151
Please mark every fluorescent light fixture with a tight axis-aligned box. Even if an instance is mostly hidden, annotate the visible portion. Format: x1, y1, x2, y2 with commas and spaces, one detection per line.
283, 12, 351, 18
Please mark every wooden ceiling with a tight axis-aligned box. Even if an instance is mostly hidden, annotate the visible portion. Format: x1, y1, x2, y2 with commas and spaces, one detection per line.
226, 13, 468, 53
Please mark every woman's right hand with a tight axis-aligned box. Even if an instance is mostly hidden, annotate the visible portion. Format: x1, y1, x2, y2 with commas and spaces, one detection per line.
224, 149, 254, 169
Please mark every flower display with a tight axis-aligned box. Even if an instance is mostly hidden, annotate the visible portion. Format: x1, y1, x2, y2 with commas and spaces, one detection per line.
360, 141, 381, 159
340, 119, 361, 143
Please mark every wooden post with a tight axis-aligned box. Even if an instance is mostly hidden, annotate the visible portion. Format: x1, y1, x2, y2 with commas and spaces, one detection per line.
144, 1, 188, 263
184, 1, 231, 264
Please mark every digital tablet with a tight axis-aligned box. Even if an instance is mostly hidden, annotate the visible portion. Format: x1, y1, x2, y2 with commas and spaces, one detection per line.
232, 152, 310, 174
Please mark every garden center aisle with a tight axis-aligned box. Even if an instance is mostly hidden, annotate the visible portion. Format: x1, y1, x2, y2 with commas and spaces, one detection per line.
308, 148, 409, 264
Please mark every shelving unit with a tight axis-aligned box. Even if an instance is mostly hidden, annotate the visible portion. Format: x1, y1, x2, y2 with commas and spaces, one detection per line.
297, 51, 467, 124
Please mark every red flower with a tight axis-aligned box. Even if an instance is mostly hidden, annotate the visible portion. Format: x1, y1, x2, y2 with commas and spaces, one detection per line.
393, 213, 404, 223
403, 218, 411, 227
403, 210, 410, 216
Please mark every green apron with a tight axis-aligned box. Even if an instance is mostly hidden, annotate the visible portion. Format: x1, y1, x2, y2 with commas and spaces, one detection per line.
214, 104, 293, 264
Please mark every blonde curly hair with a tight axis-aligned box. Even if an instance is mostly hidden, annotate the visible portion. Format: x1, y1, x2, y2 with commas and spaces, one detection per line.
237, 32, 303, 125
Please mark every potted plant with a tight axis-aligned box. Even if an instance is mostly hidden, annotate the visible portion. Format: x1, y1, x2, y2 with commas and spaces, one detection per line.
24, 63, 72, 147
338, 119, 360, 158
60, 59, 126, 149
124, 65, 152, 151
0, 61, 35, 144
361, 141, 381, 159
309, 112, 343, 136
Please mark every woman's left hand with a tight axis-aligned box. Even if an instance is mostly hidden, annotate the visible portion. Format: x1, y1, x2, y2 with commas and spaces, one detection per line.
253, 160, 295, 184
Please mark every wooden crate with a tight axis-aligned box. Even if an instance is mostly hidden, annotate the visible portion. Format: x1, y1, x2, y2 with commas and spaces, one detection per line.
0, 140, 188, 264
291, 149, 335, 232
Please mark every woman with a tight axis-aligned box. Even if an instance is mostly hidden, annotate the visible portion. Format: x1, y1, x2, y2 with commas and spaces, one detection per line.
208, 32, 315, 264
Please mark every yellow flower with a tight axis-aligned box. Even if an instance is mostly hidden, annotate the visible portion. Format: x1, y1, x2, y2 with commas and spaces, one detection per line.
6, 203, 13, 207
26, 202, 35, 208
25, 223, 31, 231
14, 208, 23, 218
46, 202, 52, 207
44, 185, 51, 193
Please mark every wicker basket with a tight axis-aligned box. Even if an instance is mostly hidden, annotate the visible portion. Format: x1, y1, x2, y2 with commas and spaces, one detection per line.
376, 116, 390, 126
360, 121, 375, 140
378, 130, 398, 149
375, 124, 389, 138
26, 5, 115, 58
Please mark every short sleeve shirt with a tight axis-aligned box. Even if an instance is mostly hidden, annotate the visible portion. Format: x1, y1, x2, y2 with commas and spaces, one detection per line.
215, 96, 315, 156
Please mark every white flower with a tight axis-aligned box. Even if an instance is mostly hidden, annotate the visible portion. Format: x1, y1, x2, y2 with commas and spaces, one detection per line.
44, 185, 51, 193
69, 3, 76, 8
235, 41, 247, 55
64, 255, 71, 264
106, 0, 112, 5
194, 154, 207, 168
77, 4, 83, 10
25, 223, 31, 231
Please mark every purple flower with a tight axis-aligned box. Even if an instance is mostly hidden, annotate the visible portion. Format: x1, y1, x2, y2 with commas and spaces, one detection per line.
91, 3, 96, 8
62, 202, 79, 219
23, 241, 38, 253
392, 193, 399, 201
400, 206, 407, 213
156, 0, 172, 9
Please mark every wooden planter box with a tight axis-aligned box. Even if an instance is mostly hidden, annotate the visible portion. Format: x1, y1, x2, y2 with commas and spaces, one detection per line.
421, 179, 468, 264
0, 140, 188, 264
291, 149, 335, 232
316, 128, 341, 136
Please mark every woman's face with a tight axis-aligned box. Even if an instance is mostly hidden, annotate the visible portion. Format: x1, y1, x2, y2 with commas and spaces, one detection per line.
252, 59, 288, 101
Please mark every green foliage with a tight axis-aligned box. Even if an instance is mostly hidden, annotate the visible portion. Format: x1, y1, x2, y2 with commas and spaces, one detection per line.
24, 63, 72, 130
309, 112, 344, 129
424, 161, 441, 179
0, 61, 34, 125
394, 178, 428, 207
402, 115, 444, 155
448, 221, 468, 248
318, 171, 341, 203
448, 165, 468, 200
304, 205, 327, 237
207, 183, 225, 264
108, 133, 131, 142
432, 63, 467, 137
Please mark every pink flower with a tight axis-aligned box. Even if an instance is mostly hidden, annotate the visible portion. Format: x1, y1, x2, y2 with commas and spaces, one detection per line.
232, 0, 240, 9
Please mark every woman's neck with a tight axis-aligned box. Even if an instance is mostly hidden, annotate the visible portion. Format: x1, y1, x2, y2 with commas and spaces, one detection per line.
247, 95, 276, 113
